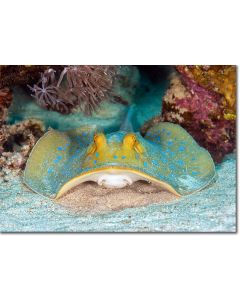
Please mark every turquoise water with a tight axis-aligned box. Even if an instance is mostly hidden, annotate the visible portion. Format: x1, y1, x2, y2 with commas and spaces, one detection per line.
0, 154, 236, 232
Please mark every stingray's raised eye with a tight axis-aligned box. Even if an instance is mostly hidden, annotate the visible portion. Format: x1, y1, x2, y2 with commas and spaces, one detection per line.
94, 134, 100, 140
93, 134, 107, 149
123, 134, 137, 147
94, 135, 99, 142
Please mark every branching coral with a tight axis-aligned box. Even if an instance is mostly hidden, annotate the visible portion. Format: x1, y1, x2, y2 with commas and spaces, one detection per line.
28, 66, 127, 115
28, 69, 78, 114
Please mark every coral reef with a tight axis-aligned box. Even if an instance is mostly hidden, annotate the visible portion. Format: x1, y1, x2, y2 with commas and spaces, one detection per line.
28, 66, 128, 115
142, 70, 236, 163
176, 65, 236, 120
0, 119, 45, 176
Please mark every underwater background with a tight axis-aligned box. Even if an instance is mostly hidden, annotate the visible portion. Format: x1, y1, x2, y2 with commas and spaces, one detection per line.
0, 66, 236, 232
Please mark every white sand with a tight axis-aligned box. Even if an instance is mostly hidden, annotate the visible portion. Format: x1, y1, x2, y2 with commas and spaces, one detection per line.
55, 181, 179, 214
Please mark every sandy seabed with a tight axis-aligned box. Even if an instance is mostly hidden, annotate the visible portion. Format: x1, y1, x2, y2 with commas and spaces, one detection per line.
56, 181, 178, 214
0, 154, 236, 232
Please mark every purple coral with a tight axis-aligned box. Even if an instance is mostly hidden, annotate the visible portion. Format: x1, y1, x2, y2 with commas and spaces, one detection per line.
161, 72, 236, 163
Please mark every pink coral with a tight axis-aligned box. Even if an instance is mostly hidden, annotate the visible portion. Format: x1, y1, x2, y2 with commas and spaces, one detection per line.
160, 72, 236, 163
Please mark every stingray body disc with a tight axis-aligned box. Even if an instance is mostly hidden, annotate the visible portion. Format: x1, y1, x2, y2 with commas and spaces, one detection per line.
24, 123, 216, 199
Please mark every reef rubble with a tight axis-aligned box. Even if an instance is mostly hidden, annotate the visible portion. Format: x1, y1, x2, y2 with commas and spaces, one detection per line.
0, 119, 45, 177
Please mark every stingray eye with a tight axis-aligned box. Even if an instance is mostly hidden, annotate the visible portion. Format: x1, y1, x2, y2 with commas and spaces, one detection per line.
94, 133, 106, 147
123, 134, 144, 154
87, 133, 106, 155
123, 134, 136, 148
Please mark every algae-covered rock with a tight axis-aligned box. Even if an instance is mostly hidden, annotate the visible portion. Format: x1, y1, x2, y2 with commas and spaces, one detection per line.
176, 65, 236, 120
0, 88, 13, 125
0, 65, 58, 89
142, 69, 236, 163
0, 119, 45, 176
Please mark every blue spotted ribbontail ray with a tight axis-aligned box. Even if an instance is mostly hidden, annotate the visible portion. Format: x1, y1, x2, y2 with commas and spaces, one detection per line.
24, 122, 216, 199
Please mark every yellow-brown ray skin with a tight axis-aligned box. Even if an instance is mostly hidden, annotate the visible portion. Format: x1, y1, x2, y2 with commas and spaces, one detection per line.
83, 133, 146, 170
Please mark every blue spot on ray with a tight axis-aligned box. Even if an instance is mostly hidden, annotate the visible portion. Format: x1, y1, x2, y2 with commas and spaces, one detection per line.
152, 159, 158, 166
53, 156, 62, 163
177, 160, 184, 166
161, 157, 167, 163
47, 168, 53, 174
192, 171, 199, 175
178, 146, 185, 151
